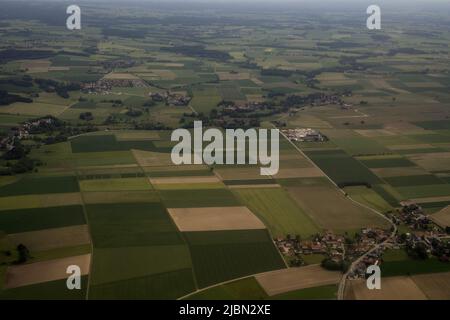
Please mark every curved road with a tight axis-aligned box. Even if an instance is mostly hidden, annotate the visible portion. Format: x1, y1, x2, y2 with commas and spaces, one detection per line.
178, 128, 398, 300
277, 129, 398, 300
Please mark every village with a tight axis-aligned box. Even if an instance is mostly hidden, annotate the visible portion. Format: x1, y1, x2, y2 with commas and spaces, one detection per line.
274, 202, 450, 278
149, 91, 192, 106
81, 78, 149, 95
347, 201, 450, 280
0, 117, 58, 152
281, 128, 328, 142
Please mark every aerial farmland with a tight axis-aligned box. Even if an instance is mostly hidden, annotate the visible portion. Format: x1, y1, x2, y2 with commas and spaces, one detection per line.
0, 0, 450, 303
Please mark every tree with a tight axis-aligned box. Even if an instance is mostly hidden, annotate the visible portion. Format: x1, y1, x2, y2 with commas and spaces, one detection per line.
16, 244, 31, 264
79, 112, 94, 121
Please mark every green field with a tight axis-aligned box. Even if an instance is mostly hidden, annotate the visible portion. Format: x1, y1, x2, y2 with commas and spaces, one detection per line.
381, 258, 450, 277
79, 177, 152, 192
233, 187, 319, 237
359, 157, 416, 168
86, 202, 184, 247
184, 230, 286, 288
89, 269, 195, 300
0, 205, 85, 233
71, 135, 172, 153
271, 285, 337, 300
384, 175, 445, 187
344, 186, 393, 213
160, 189, 241, 208
185, 277, 267, 300
305, 150, 382, 186
90, 245, 192, 285
0, 277, 88, 300
0, 176, 79, 197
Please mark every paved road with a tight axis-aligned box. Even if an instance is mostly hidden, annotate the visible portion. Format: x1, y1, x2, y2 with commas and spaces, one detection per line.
277, 128, 398, 300
337, 220, 397, 300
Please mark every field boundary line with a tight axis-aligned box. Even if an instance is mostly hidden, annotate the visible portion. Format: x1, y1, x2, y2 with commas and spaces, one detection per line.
76, 174, 95, 300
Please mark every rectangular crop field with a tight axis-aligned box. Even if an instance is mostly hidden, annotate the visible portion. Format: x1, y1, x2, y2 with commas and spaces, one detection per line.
0, 205, 85, 234
184, 229, 286, 288
160, 189, 241, 208
0, 176, 79, 197
86, 202, 184, 247
232, 188, 319, 238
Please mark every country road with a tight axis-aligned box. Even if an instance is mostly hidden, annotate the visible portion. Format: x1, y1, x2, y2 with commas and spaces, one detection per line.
277, 128, 398, 300
178, 127, 399, 301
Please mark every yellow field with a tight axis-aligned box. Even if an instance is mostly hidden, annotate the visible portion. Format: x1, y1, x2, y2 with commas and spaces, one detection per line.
255, 265, 341, 296
79, 177, 152, 192
168, 206, 266, 232
348, 272, 450, 300
8, 225, 91, 251
412, 272, 450, 300
430, 206, 450, 228
4, 254, 91, 289
347, 277, 427, 300
0, 193, 82, 211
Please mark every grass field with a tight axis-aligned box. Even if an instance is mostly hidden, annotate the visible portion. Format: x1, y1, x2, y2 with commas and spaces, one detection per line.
0, 176, 79, 197
79, 177, 152, 192
305, 150, 382, 186
90, 245, 192, 285
71, 135, 171, 153
271, 284, 337, 300
0, 276, 88, 300
89, 268, 195, 300
359, 157, 416, 168
160, 189, 241, 208
86, 202, 184, 247
232, 187, 319, 237
184, 229, 286, 288
344, 186, 393, 213
0, 205, 85, 233
286, 183, 391, 233
381, 258, 450, 277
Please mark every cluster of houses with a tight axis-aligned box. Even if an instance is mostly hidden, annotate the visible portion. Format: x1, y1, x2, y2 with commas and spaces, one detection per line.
221, 101, 269, 113
311, 93, 346, 107
396, 201, 434, 230
81, 78, 149, 94
0, 134, 16, 152
274, 231, 345, 267
351, 228, 391, 256
149, 91, 191, 106
348, 246, 386, 279
0, 118, 56, 152
101, 59, 137, 71
348, 224, 450, 279
281, 128, 327, 142
345, 228, 393, 279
